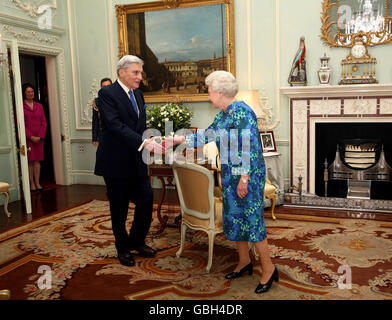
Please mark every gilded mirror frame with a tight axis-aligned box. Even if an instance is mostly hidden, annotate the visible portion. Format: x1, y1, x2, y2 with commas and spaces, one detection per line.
321, 0, 392, 47
116, 0, 235, 103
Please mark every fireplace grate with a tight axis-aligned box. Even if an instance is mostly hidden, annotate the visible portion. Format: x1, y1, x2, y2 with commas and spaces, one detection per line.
324, 139, 392, 199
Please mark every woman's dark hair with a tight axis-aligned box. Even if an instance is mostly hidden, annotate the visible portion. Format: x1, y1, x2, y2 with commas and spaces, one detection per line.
22, 83, 35, 100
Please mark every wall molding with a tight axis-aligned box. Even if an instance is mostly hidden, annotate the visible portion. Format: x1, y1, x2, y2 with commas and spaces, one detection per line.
72, 169, 94, 174
0, 146, 12, 154
106, 0, 116, 79
2, 24, 60, 45
272, 0, 281, 130
70, 138, 91, 143
8, 0, 57, 17
80, 79, 99, 128
66, 0, 84, 131
2, 47, 21, 198
0, 12, 64, 35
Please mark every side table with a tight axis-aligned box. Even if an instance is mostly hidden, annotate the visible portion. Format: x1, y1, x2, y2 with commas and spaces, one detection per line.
148, 164, 180, 235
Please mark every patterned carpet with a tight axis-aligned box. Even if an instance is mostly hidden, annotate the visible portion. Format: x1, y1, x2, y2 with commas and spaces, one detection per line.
1, 200, 392, 300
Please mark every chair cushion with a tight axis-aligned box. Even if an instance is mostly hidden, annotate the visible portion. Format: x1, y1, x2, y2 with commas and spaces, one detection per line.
0, 182, 10, 193
182, 197, 223, 231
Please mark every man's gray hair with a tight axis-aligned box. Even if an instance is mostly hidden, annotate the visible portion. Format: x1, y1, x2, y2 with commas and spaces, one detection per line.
116, 55, 144, 76
205, 70, 238, 98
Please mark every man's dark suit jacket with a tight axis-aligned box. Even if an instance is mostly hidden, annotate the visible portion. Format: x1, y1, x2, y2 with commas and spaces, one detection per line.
92, 98, 102, 142
94, 80, 148, 178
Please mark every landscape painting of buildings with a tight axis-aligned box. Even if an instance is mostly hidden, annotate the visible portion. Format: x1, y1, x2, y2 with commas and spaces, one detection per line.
125, 3, 228, 96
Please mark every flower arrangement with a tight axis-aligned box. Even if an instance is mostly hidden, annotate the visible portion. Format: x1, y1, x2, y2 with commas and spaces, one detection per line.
146, 103, 194, 136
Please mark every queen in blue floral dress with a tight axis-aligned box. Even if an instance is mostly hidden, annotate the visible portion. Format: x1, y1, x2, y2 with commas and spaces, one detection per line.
172, 71, 278, 294
185, 100, 267, 243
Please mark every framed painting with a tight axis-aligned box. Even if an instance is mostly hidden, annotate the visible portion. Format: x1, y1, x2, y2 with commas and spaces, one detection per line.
116, 0, 235, 103
260, 131, 276, 153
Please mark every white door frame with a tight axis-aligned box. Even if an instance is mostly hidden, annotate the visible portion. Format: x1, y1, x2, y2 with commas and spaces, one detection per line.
4, 38, 72, 202
45, 56, 64, 185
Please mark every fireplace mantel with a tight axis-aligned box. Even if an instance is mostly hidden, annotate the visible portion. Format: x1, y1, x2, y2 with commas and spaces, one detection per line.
281, 84, 392, 200
281, 84, 392, 98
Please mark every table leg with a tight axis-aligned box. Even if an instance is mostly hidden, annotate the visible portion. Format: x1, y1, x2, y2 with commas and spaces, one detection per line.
155, 176, 168, 235
154, 176, 182, 235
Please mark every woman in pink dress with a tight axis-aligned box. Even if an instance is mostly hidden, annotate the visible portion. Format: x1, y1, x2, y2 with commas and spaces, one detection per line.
23, 83, 47, 191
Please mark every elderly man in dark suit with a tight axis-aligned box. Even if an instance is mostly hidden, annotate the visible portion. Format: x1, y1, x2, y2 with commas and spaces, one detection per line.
95, 55, 164, 267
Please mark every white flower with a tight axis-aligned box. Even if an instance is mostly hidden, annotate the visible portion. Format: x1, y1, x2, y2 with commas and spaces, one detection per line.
158, 123, 161, 127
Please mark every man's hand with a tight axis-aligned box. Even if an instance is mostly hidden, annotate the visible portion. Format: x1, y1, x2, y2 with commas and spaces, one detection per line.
144, 136, 165, 155
164, 136, 185, 149
92, 141, 99, 147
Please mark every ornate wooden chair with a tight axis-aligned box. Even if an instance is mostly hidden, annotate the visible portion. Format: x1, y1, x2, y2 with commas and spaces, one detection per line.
0, 182, 11, 217
172, 162, 224, 273
264, 179, 277, 220
203, 142, 277, 220
203, 142, 222, 198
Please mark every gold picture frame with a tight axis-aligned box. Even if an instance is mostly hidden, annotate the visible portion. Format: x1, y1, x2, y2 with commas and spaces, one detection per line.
116, 0, 235, 103
321, 0, 392, 48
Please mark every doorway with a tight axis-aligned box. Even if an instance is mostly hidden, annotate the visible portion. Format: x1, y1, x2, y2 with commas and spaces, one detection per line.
18, 53, 56, 190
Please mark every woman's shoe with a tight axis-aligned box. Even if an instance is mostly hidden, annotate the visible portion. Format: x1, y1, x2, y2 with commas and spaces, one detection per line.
255, 266, 279, 294
225, 262, 253, 279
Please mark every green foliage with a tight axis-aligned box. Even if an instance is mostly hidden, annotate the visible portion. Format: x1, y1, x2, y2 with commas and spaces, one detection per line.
146, 103, 194, 136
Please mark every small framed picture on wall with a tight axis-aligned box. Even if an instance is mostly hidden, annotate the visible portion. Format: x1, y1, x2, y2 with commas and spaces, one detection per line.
260, 131, 276, 153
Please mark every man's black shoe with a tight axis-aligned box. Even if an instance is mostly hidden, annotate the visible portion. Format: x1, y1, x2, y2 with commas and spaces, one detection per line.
130, 244, 156, 257
118, 252, 135, 266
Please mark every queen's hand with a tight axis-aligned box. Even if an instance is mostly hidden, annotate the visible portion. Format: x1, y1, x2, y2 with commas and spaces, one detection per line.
163, 136, 185, 150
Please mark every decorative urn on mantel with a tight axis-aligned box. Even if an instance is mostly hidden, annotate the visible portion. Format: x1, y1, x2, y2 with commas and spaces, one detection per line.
318, 53, 331, 85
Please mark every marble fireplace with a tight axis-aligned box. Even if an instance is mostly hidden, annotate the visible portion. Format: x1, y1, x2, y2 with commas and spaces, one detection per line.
281, 84, 392, 211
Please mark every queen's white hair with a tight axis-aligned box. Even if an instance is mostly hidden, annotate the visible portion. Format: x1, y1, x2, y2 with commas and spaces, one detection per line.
205, 70, 238, 98
116, 55, 144, 76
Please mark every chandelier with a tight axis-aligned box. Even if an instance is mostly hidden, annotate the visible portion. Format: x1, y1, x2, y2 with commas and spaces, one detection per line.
344, 0, 392, 34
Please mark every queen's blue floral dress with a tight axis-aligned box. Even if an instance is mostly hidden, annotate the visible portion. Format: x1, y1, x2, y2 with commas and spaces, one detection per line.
185, 101, 267, 242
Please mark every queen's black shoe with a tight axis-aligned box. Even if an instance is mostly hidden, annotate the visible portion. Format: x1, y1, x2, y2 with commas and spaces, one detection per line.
255, 266, 279, 294
225, 262, 253, 279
